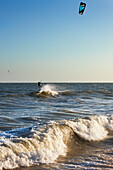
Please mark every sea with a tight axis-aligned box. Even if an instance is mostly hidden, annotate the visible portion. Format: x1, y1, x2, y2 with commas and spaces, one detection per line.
0, 83, 113, 170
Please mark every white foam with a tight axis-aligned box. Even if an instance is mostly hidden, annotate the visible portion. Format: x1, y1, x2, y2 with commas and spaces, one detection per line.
0, 124, 70, 169
0, 115, 113, 169
66, 115, 110, 141
39, 85, 58, 96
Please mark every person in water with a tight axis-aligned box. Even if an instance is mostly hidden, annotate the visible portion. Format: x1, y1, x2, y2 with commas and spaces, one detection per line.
38, 82, 41, 87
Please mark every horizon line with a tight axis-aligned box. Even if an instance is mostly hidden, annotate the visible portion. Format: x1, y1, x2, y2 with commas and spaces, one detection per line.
0, 81, 113, 83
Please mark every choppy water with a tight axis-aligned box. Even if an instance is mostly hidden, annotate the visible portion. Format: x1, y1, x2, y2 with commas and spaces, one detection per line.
0, 83, 113, 169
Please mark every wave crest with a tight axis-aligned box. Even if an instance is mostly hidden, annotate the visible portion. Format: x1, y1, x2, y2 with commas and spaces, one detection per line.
66, 115, 111, 141
0, 115, 113, 169
39, 85, 58, 97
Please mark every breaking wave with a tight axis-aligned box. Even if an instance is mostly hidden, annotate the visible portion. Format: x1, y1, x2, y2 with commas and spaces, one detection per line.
0, 115, 113, 169
28, 84, 58, 98
39, 84, 58, 97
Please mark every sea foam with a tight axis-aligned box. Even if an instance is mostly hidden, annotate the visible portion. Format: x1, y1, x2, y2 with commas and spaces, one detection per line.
39, 84, 58, 96
0, 124, 71, 169
66, 115, 112, 141
0, 115, 113, 169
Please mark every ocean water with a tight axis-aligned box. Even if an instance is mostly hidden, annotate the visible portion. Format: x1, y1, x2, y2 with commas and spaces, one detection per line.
0, 83, 113, 170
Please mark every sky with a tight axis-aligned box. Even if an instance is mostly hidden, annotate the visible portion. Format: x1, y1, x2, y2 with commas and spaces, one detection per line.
0, 0, 113, 82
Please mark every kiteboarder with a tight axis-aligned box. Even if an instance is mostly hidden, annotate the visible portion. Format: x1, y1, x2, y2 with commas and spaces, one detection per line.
38, 82, 41, 87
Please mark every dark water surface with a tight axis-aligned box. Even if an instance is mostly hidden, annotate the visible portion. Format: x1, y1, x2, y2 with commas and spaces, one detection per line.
0, 83, 113, 169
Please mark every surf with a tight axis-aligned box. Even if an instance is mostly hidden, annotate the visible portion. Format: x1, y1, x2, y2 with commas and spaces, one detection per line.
0, 115, 113, 169
37, 84, 58, 97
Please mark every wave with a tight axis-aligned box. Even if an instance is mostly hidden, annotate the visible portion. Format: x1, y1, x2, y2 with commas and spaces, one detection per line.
59, 90, 73, 95
0, 115, 113, 169
39, 84, 58, 96
0, 124, 69, 169
29, 85, 58, 98
66, 115, 113, 141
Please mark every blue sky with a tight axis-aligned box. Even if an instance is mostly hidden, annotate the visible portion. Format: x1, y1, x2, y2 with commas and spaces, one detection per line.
0, 0, 113, 82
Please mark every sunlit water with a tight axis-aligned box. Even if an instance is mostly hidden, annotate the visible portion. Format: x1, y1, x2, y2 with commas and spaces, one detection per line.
0, 83, 113, 169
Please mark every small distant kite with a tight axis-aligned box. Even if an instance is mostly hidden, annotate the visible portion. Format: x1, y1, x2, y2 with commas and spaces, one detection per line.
79, 2, 86, 15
